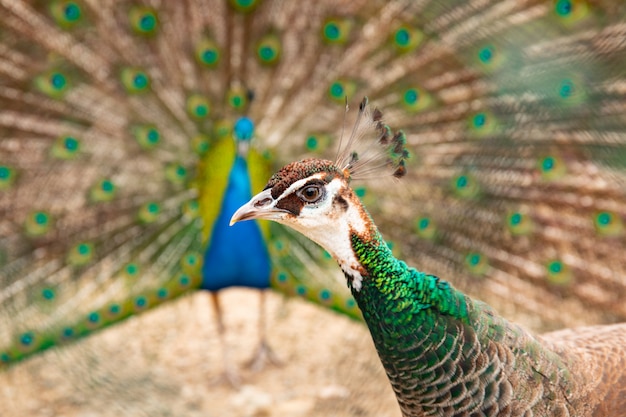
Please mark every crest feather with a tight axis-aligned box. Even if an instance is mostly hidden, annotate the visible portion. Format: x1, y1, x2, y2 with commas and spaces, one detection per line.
335, 97, 409, 181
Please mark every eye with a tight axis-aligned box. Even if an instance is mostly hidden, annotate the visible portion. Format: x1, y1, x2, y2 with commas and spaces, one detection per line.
297, 184, 324, 203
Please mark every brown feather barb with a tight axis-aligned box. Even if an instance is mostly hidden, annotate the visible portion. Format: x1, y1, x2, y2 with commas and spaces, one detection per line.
1, 0, 626, 416
336, 97, 409, 181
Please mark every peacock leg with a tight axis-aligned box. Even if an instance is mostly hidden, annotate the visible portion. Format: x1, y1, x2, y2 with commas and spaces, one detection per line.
245, 290, 283, 371
209, 291, 241, 388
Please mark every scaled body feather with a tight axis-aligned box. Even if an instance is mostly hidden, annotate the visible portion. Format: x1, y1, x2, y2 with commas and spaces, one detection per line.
0, 0, 626, 415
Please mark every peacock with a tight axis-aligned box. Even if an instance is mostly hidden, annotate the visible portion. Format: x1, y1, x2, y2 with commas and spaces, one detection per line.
0, 0, 363, 388
1, 0, 626, 415
231, 96, 626, 416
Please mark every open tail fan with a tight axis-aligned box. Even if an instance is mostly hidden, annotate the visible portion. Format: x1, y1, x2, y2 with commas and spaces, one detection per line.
1, 0, 626, 415
0, 0, 362, 369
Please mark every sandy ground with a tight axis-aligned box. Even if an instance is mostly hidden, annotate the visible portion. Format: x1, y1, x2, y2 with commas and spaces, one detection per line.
0, 288, 401, 417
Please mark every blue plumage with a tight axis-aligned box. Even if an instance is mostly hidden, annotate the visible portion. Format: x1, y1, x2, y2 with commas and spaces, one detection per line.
201, 149, 271, 291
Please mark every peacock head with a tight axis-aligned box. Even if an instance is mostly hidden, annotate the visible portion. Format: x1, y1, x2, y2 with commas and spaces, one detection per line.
230, 97, 409, 288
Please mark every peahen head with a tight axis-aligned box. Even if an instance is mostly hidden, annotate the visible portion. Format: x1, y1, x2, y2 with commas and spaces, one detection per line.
231, 97, 408, 289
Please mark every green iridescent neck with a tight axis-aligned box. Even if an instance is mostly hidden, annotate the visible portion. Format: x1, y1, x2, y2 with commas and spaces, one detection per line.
349, 229, 470, 324
347, 226, 574, 416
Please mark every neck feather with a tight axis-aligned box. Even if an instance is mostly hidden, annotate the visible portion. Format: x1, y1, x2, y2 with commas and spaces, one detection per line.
348, 226, 469, 322
344, 211, 576, 416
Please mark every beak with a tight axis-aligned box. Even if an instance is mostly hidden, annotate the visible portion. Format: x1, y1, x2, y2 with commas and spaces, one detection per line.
230, 189, 278, 226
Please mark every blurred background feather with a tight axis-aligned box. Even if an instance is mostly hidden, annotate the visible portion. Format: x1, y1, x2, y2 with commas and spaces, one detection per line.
1, 0, 625, 416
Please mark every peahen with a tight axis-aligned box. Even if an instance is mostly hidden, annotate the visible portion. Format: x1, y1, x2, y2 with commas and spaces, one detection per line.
231, 97, 626, 416
1, 0, 626, 415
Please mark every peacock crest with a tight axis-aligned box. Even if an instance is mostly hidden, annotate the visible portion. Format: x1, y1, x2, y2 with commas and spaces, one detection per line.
335, 97, 409, 181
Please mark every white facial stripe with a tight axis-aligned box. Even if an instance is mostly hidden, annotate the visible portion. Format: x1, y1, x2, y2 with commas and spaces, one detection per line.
274, 172, 328, 204
298, 177, 345, 214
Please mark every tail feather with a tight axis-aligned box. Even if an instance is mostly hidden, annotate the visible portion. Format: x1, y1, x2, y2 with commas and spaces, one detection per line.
0, 0, 626, 414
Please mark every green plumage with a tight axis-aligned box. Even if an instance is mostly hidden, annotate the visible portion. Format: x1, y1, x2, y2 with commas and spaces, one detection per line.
2, 0, 626, 415
350, 228, 576, 416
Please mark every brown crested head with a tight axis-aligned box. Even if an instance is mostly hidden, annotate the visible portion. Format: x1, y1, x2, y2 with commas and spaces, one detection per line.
231, 97, 408, 230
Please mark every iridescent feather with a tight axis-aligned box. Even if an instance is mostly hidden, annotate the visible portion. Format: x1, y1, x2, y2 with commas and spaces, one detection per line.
0, 0, 626, 415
